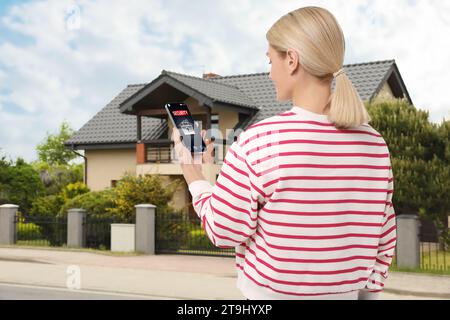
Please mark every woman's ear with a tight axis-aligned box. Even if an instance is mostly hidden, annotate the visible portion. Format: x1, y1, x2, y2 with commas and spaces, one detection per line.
286, 48, 299, 76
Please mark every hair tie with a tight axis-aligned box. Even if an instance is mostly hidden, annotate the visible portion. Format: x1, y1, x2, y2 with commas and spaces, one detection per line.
333, 68, 345, 78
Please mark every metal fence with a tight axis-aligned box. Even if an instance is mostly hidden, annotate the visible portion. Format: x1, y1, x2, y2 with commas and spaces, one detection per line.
389, 221, 449, 272
419, 219, 449, 272
155, 211, 235, 257
420, 241, 449, 272
15, 213, 67, 247
14, 212, 126, 250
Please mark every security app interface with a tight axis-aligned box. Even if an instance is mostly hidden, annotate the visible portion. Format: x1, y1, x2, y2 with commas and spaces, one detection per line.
171, 108, 196, 136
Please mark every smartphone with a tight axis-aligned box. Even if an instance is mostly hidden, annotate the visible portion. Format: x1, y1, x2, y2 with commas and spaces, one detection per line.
165, 102, 207, 154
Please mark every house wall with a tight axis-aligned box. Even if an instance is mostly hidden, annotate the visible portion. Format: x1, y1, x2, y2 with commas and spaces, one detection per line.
85, 148, 136, 191
373, 82, 395, 103
85, 149, 192, 213
218, 109, 239, 157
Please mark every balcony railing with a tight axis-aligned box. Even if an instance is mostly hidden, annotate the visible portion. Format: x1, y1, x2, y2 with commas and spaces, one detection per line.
145, 140, 173, 163
143, 138, 229, 164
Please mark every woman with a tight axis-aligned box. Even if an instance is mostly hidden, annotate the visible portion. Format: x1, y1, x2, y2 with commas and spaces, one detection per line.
171, 6, 396, 300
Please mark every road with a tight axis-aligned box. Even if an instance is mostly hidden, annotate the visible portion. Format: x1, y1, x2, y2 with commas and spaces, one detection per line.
0, 282, 445, 300
0, 283, 174, 300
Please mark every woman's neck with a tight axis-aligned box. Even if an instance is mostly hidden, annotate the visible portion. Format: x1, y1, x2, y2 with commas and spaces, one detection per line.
292, 79, 332, 115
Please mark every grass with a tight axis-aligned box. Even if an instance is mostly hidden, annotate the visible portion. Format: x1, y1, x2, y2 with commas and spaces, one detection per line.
173, 249, 234, 257
390, 265, 450, 276
16, 239, 51, 247
390, 251, 450, 276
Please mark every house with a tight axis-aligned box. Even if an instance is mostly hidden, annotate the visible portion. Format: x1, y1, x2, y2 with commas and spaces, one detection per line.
64, 59, 412, 214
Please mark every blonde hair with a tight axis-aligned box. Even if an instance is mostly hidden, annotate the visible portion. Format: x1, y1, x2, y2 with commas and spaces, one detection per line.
266, 6, 371, 129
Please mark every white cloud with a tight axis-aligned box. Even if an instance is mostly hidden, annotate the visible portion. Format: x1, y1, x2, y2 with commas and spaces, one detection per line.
0, 0, 448, 162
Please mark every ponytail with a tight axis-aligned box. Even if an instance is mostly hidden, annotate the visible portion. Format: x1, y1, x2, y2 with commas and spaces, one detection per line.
325, 70, 372, 129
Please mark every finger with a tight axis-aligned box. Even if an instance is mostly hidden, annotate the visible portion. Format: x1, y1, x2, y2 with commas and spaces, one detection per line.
172, 127, 182, 143
200, 130, 209, 144
193, 152, 203, 165
175, 143, 193, 164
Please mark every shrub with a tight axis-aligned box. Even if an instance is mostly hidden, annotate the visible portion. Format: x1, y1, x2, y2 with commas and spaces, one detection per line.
58, 189, 116, 219
61, 181, 90, 202
16, 221, 43, 241
108, 173, 183, 222
155, 211, 191, 251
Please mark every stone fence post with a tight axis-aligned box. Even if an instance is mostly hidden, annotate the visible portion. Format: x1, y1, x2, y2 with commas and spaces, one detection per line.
0, 204, 18, 245
396, 214, 421, 268
67, 208, 86, 248
135, 204, 156, 254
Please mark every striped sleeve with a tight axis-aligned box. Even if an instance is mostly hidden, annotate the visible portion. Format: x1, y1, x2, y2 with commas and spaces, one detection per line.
359, 166, 397, 299
188, 140, 263, 248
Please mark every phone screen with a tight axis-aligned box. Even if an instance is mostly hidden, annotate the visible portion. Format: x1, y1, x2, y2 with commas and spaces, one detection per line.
165, 103, 207, 154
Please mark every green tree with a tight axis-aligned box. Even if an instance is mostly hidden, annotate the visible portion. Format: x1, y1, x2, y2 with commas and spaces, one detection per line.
32, 161, 83, 196
367, 98, 443, 162
36, 121, 76, 166
0, 155, 13, 204
367, 99, 449, 246
0, 157, 46, 213
33, 120, 83, 196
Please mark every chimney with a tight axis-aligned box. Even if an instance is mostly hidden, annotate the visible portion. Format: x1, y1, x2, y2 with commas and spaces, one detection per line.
203, 72, 221, 79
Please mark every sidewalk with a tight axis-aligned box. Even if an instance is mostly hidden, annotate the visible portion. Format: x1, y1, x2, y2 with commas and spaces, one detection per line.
0, 247, 449, 300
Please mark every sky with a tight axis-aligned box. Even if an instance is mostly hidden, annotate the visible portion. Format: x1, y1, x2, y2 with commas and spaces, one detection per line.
0, 0, 449, 162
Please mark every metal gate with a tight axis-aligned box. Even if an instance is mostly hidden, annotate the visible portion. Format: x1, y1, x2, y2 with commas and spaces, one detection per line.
155, 211, 235, 257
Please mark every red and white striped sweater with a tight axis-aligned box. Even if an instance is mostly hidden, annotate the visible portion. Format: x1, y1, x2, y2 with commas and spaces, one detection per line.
188, 105, 396, 300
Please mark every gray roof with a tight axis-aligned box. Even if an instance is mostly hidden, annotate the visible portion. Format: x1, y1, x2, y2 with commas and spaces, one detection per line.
66, 59, 409, 148
65, 84, 168, 146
